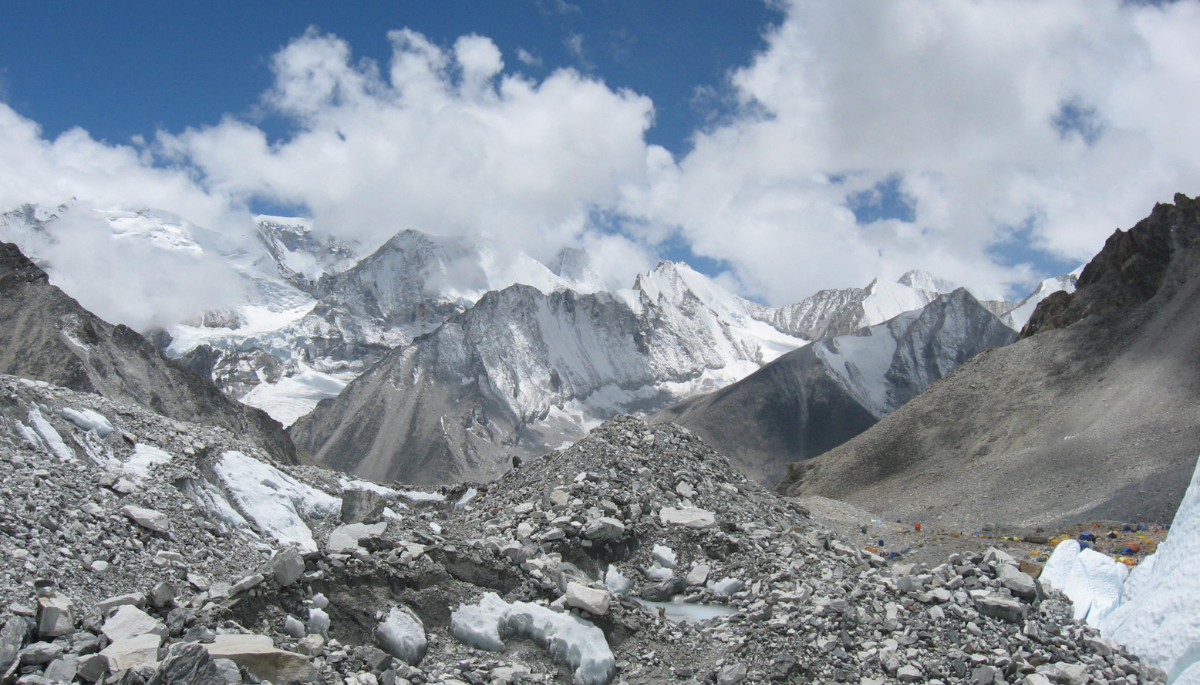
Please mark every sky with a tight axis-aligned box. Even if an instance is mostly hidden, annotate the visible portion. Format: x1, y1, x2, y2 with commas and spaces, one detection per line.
2, 0, 1200, 329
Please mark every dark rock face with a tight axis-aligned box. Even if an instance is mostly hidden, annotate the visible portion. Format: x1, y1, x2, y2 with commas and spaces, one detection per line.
0, 242, 296, 464
1021, 197, 1182, 339
654, 289, 1014, 484
777, 194, 1200, 530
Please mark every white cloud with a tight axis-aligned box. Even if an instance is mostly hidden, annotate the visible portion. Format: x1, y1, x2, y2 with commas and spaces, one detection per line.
162, 28, 654, 270
620, 0, 1200, 303
516, 48, 543, 68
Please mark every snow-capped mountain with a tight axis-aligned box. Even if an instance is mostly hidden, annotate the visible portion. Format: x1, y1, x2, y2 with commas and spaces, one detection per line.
654, 288, 1017, 483
766, 270, 993, 341
1006, 268, 1084, 331
290, 260, 820, 485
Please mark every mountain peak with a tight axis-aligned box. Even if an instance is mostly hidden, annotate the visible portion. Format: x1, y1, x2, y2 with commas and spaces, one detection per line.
898, 270, 959, 294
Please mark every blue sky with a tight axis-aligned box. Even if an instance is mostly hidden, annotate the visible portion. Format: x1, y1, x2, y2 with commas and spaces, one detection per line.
2, 0, 1199, 319
1, 1, 777, 160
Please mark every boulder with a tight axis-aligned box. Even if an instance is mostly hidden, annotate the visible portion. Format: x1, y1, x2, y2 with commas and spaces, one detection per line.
0, 617, 31, 673
341, 489, 386, 524
43, 655, 78, 683
659, 507, 716, 529
974, 593, 1028, 624
582, 517, 624, 541
121, 505, 169, 533
564, 583, 612, 616
326, 522, 388, 554
102, 605, 167, 644
997, 565, 1038, 601
76, 653, 110, 683
202, 634, 316, 683
100, 634, 162, 671
686, 564, 711, 586
97, 593, 146, 616
19, 642, 63, 666
265, 546, 305, 587
717, 663, 747, 685
147, 642, 224, 685
36, 593, 74, 638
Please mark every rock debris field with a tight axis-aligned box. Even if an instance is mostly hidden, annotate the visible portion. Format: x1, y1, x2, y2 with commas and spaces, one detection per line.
0, 375, 1168, 685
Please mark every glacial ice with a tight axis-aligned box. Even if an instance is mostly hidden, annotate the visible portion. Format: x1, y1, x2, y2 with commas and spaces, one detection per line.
651, 544, 677, 569
1040, 540, 1128, 625
59, 407, 114, 436
28, 406, 74, 461
1100, 452, 1200, 683
451, 592, 615, 685
213, 450, 341, 553
376, 607, 427, 666
604, 565, 633, 597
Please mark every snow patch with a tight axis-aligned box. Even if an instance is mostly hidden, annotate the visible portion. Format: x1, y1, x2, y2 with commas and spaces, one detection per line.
238, 363, 351, 427
122, 444, 173, 483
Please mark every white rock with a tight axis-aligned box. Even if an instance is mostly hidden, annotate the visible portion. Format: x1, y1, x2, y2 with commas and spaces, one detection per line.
101, 605, 166, 644
266, 546, 305, 587
675, 482, 695, 498
326, 522, 388, 553
100, 634, 162, 671
202, 634, 316, 684
121, 505, 169, 533
659, 507, 716, 529
565, 582, 611, 616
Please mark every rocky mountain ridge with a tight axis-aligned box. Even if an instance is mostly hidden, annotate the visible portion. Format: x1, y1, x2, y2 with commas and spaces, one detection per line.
777, 193, 1200, 530
654, 288, 1017, 484
0, 242, 295, 465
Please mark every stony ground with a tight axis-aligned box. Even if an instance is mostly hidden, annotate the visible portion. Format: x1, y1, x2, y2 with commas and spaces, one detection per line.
0, 377, 1171, 685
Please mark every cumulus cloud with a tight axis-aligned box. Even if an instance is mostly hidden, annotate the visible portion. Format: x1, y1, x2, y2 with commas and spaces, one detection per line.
161, 28, 654, 281
20, 204, 248, 331
621, 0, 1200, 303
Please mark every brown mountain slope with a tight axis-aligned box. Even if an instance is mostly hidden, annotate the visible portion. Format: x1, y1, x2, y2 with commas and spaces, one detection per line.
0, 242, 296, 464
776, 193, 1200, 530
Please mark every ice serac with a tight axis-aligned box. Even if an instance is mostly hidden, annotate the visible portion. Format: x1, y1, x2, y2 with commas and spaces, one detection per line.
290, 261, 814, 485
655, 289, 1014, 483
1101, 451, 1200, 683
0, 241, 297, 464
777, 194, 1200, 530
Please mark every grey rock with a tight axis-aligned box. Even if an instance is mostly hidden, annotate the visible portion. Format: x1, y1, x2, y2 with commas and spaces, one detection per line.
0, 616, 32, 673
974, 593, 1028, 624
147, 642, 224, 685
326, 522, 388, 553
582, 517, 625, 541
341, 488, 386, 524
36, 594, 74, 638
149, 582, 176, 609
101, 605, 166, 644
228, 573, 263, 596
897, 665, 924, 682
202, 634, 316, 683
43, 654, 78, 683
265, 546, 305, 587
212, 658, 241, 685
76, 653, 110, 683
284, 616, 306, 639
998, 564, 1038, 600
19, 642, 64, 666
639, 578, 688, 602
564, 582, 611, 615
97, 593, 146, 616
716, 663, 747, 685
